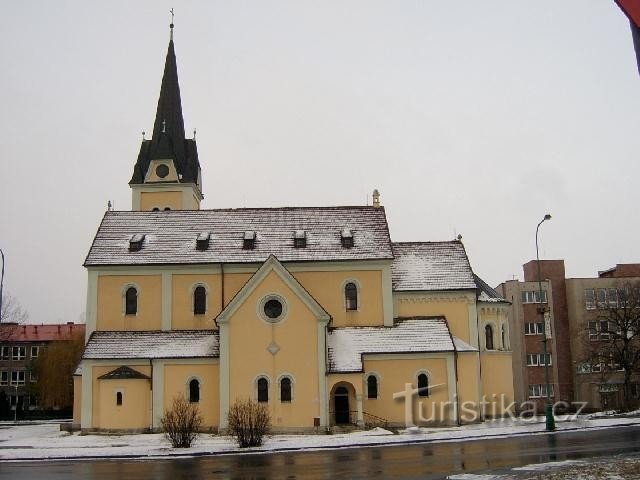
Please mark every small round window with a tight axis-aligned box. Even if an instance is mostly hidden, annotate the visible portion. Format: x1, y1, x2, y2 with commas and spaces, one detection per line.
258, 295, 287, 323
264, 299, 283, 319
156, 164, 169, 178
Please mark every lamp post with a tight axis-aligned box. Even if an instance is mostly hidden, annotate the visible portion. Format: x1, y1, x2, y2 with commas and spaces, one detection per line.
536, 214, 555, 431
0, 248, 4, 322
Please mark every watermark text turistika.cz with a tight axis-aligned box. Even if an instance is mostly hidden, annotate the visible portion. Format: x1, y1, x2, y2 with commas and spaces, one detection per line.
392, 382, 587, 427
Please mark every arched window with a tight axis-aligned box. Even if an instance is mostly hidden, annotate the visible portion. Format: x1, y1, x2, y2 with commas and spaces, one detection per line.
189, 379, 200, 403
418, 373, 429, 397
152, 207, 160, 212
367, 375, 378, 399
485, 325, 495, 350
116, 391, 123, 406
345, 282, 358, 311
125, 287, 138, 315
257, 377, 269, 403
280, 377, 292, 402
193, 286, 206, 315
164, 207, 171, 211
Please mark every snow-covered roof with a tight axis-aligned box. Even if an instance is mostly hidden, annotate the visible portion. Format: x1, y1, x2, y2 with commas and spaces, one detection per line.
82, 330, 219, 359
391, 242, 476, 291
327, 318, 474, 372
474, 274, 508, 303
84, 207, 393, 266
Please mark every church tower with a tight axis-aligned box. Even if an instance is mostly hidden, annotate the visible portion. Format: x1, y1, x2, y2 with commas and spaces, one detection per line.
129, 22, 203, 211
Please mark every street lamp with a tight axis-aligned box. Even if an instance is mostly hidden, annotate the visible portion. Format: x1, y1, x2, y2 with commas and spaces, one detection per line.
536, 214, 555, 431
0, 248, 4, 322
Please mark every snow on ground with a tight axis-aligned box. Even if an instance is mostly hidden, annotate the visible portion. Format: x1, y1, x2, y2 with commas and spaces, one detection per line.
1, 415, 640, 462
447, 454, 640, 479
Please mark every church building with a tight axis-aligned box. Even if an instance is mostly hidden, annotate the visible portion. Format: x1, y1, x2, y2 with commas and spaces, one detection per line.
73, 25, 514, 433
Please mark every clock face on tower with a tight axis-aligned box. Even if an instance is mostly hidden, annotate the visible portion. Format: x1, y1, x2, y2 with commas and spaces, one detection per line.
156, 164, 169, 178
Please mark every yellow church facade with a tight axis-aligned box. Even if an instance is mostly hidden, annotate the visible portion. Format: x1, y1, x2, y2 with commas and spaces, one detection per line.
73, 26, 513, 433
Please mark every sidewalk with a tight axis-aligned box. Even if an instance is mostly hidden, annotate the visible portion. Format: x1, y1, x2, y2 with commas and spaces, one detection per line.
1, 415, 640, 462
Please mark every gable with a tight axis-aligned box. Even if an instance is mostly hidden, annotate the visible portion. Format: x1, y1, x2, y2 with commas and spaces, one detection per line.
217, 255, 330, 325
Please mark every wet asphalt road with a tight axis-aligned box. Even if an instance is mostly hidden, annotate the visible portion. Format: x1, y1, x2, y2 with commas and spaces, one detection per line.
1, 425, 640, 479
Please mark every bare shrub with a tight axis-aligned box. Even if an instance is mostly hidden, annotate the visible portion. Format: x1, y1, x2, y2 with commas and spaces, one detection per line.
227, 398, 271, 448
161, 394, 203, 448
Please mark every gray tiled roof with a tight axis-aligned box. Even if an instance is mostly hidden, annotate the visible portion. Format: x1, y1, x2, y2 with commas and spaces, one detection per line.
84, 207, 393, 266
474, 274, 508, 303
82, 330, 219, 359
327, 318, 468, 373
391, 241, 476, 291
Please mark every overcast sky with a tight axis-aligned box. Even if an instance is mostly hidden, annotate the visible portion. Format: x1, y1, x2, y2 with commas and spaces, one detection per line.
1, 1, 639, 324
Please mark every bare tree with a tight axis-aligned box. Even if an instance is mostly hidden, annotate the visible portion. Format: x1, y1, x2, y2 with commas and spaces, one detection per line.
0, 292, 29, 340
582, 281, 640, 411
161, 394, 203, 448
227, 398, 271, 448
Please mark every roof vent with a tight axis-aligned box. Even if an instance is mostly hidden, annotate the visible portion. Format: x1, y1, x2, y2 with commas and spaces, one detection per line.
341, 228, 354, 248
294, 230, 307, 248
129, 234, 145, 252
196, 232, 211, 251
243, 230, 256, 250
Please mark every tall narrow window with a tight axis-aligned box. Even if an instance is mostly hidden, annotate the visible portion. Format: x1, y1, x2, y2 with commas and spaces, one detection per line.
501, 324, 507, 349
189, 379, 200, 403
485, 325, 494, 350
367, 375, 378, 399
418, 373, 429, 397
280, 377, 292, 402
257, 377, 268, 403
125, 287, 138, 315
345, 282, 358, 311
116, 392, 123, 406
193, 286, 206, 315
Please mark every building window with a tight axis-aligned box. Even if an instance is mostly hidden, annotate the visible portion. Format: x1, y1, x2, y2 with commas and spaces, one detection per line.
116, 391, 123, 406
12, 346, 25, 360
125, 287, 138, 315
189, 379, 200, 403
259, 295, 287, 323
30, 372, 38, 383
11, 371, 25, 386
485, 325, 495, 350
257, 377, 269, 403
280, 377, 292, 402
193, 286, 207, 315
367, 375, 378, 399
521, 290, 547, 304
1, 346, 9, 360
584, 289, 596, 310
527, 354, 551, 366
345, 282, 358, 311
524, 322, 543, 335
30, 346, 39, 358
0, 371, 8, 386
417, 373, 429, 397
528, 384, 554, 398
596, 288, 607, 309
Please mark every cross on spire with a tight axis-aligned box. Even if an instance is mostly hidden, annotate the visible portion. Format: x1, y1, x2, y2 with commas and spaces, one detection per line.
170, 8, 175, 40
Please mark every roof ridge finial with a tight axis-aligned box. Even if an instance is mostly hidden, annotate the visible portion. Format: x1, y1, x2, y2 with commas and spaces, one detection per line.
169, 8, 175, 41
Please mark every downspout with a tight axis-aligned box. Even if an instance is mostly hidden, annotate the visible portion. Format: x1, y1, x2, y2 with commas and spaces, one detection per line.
444, 319, 461, 426
149, 358, 153, 432
476, 293, 484, 421
221, 263, 225, 309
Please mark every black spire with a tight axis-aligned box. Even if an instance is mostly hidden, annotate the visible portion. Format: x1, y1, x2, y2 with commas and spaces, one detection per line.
130, 21, 201, 186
